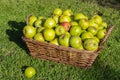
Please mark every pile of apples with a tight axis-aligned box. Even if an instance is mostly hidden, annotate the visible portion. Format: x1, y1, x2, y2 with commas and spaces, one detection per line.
23, 8, 108, 51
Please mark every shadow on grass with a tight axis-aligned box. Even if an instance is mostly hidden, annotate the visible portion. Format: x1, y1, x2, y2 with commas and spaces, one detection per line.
88, 57, 120, 80
6, 21, 29, 55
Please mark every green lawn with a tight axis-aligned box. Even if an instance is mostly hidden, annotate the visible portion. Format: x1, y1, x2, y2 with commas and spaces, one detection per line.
0, 0, 120, 80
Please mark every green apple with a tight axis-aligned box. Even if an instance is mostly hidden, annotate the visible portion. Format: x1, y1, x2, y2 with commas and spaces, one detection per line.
70, 36, 82, 49
96, 29, 106, 39
101, 21, 108, 29
77, 44, 84, 50
89, 19, 99, 28
81, 32, 94, 41
38, 16, 46, 20
63, 9, 73, 16
79, 19, 89, 30
91, 15, 102, 24
87, 26, 98, 35
84, 38, 99, 51
34, 33, 45, 42
28, 15, 37, 26
58, 33, 70, 47
53, 8, 62, 16
49, 38, 59, 45
36, 27, 45, 33
55, 25, 66, 36
74, 13, 88, 21
93, 36, 100, 43
70, 21, 78, 26
44, 18, 56, 28
43, 28, 55, 41
25, 67, 36, 78
70, 25, 82, 36
34, 19, 42, 27
52, 15, 59, 24
59, 15, 71, 23
23, 25, 36, 38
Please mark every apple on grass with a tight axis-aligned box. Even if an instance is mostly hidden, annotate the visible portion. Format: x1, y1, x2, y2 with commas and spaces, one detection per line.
61, 22, 71, 31
23, 25, 36, 38
43, 28, 55, 41
25, 67, 36, 78
55, 25, 66, 36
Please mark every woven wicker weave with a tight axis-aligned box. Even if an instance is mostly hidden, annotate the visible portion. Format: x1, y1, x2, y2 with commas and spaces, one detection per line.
22, 26, 114, 68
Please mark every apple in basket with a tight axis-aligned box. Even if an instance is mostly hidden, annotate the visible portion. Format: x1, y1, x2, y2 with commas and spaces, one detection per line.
23, 25, 36, 38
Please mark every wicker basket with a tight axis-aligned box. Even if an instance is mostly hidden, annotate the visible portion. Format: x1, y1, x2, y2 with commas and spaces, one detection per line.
22, 25, 114, 68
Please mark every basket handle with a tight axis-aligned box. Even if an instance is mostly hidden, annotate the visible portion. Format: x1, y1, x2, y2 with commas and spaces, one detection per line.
96, 26, 115, 53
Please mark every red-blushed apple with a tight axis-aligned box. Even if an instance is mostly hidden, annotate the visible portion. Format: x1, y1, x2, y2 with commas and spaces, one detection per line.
23, 25, 36, 38
61, 22, 71, 31
43, 28, 55, 41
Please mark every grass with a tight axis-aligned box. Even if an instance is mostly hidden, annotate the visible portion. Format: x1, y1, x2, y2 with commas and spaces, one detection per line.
0, 0, 120, 80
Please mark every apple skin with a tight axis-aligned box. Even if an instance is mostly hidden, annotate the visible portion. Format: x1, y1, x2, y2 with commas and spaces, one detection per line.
44, 18, 56, 28
49, 38, 59, 45
79, 19, 89, 30
87, 26, 98, 35
59, 15, 71, 23
70, 21, 78, 26
25, 67, 36, 78
89, 19, 99, 29
74, 13, 88, 21
81, 32, 94, 41
61, 22, 71, 31
53, 8, 62, 16
63, 9, 73, 16
70, 25, 82, 36
52, 15, 59, 24
83, 38, 99, 51
91, 15, 102, 24
96, 29, 106, 39
28, 15, 37, 26
34, 33, 45, 42
34, 19, 42, 27
58, 33, 71, 47
36, 27, 45, 33
55, 25, 66, 36
70, 36, 82, 49
43, 28, 55, 41
23, 25, 36, 38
